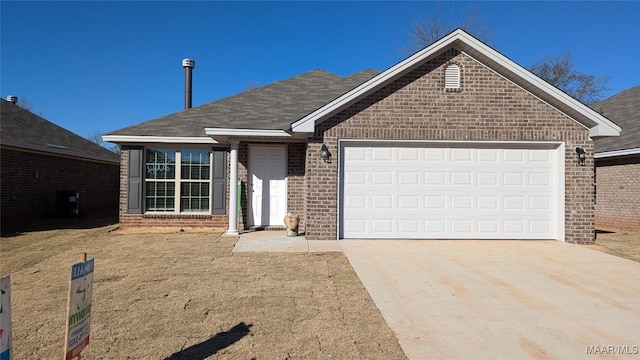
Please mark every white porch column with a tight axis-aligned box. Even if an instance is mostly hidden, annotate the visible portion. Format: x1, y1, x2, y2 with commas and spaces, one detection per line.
226, 139, 239, 235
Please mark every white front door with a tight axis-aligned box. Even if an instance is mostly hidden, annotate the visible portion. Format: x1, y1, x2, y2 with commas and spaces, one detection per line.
249, 145, 287, 227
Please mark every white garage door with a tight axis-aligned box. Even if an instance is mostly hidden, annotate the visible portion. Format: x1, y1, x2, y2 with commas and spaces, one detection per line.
340, 142, 562, 240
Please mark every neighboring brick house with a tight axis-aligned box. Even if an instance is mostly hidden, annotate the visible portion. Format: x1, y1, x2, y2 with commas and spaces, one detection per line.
592, 86, 640, 231
1, 98, 120, 225
104, 29, 620, 244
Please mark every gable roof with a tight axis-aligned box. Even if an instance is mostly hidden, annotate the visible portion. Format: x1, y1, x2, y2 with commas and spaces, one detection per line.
592, 86, 640, 157
0, 99, 120, 164
292, 29, 621, 138
104, 69, 379, 143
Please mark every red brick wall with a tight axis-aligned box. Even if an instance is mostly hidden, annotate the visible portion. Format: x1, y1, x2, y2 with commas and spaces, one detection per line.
1, 148, 119, 223
595, 157, 640, 231
305, 50, 595, 243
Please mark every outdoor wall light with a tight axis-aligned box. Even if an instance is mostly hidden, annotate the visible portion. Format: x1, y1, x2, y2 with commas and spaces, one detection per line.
576, 147, 586, 166
320, 144, 331, 163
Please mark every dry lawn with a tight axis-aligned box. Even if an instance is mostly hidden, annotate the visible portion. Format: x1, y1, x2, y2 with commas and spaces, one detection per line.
586, 228, 640, 263
1, 219, 406, 359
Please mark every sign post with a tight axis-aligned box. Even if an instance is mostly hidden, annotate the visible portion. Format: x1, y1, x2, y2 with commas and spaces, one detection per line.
0, 275, 10, 360
64, 254, 94, 360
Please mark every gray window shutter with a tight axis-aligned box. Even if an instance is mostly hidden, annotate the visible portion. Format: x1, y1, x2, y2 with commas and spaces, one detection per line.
127, 148, 143, 214
212, 150, 227, 214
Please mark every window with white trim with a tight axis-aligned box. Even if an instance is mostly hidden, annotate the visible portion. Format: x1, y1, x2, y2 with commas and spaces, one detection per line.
144, 149, 212, 213
444, 63, 461, 90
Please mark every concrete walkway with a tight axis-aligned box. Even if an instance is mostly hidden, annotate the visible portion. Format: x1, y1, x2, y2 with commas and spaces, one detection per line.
340, 240, 640, 359
232, 231, 341, 253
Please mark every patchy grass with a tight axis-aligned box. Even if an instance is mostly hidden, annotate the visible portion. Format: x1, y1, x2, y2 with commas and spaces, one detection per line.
587, 229, 640, 263
1, 220, 406, 359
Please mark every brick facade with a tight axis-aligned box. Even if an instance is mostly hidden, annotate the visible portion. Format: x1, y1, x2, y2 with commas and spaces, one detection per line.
118, 147, 228, 229
305, 50, 595, 243
595, 157, 640, 231
1, 148, 119, 223
117, 143, 307, 232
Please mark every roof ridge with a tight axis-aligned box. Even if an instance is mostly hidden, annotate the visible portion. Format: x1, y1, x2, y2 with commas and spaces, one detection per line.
1, 99, 119, 162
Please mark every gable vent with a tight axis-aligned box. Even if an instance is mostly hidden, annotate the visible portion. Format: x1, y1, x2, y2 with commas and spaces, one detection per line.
444, 64, 461, 90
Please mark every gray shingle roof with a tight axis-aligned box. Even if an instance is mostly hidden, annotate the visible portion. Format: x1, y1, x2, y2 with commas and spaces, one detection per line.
0, 99, 120, 164
107, 69, 380, 137
592, 86, 640, 153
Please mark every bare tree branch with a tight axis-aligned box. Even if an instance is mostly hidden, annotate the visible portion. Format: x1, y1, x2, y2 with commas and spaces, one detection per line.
242, 82, 261, 92
405, 3, 492, 54
530, 52, 610, 105
14, 96, 43, 116
88, 130, 120, 154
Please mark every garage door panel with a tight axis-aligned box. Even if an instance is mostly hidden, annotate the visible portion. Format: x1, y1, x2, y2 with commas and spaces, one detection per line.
503, 172, 524, 186
372, 148, 393, 161
451, 148, 473, 161
425, 172, 446, 185
372, 195, 392, 209
477, 172, 498, 186
425, 148, 446, 161
341, 143, 560, 239
451, 172, 473, 186
399, 148, 420, 161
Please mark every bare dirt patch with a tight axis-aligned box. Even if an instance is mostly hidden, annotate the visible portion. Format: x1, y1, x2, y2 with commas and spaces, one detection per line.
586, 229, 640, 263
1, 222, 406, 359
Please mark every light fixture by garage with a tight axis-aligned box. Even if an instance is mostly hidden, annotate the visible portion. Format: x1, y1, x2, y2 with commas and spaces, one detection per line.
575, 147, 586, 166
320, 144, 331, 163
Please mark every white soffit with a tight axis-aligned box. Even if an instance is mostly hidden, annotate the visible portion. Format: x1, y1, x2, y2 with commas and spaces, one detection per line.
291, 29, 621, 138
204, 128, 293, 137
102, 135, 218, 144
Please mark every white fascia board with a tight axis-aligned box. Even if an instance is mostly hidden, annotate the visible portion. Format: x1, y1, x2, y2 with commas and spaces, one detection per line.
102, 135, 217, 144
204, 128, 293, 137
292, 29, 621, 137
594, 148, 640, 159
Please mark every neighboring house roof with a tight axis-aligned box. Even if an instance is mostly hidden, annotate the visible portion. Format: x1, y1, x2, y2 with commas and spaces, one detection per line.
0, 99, 120, 164
105, 29, 620, 144
592, 86, 640, 158
105, 69, 379, 142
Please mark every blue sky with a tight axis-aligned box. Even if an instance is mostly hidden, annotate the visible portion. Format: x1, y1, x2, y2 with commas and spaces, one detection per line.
1, 1, 639, 141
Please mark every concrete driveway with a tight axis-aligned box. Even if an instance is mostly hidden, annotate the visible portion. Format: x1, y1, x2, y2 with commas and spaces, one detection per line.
340, 240, 640, 359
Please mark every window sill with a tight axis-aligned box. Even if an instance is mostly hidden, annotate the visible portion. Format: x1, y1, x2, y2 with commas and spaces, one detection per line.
143, 213, 212, 219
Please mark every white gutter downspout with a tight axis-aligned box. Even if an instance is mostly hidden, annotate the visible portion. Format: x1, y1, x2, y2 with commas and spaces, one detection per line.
227, 139, 239, 235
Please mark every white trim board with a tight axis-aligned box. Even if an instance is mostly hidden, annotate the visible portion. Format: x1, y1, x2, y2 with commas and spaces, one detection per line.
102, 135, 217, 144
595, 148, 640, 159
205, 128, 293, 137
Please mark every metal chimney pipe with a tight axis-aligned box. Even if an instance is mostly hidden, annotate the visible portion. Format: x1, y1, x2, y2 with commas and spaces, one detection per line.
182, 59, 195, 109
7, 95, 18, 104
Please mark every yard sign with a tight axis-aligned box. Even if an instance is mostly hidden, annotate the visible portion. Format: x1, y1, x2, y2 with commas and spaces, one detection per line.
0, 275, 10, 360
64, 257, 94, 360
